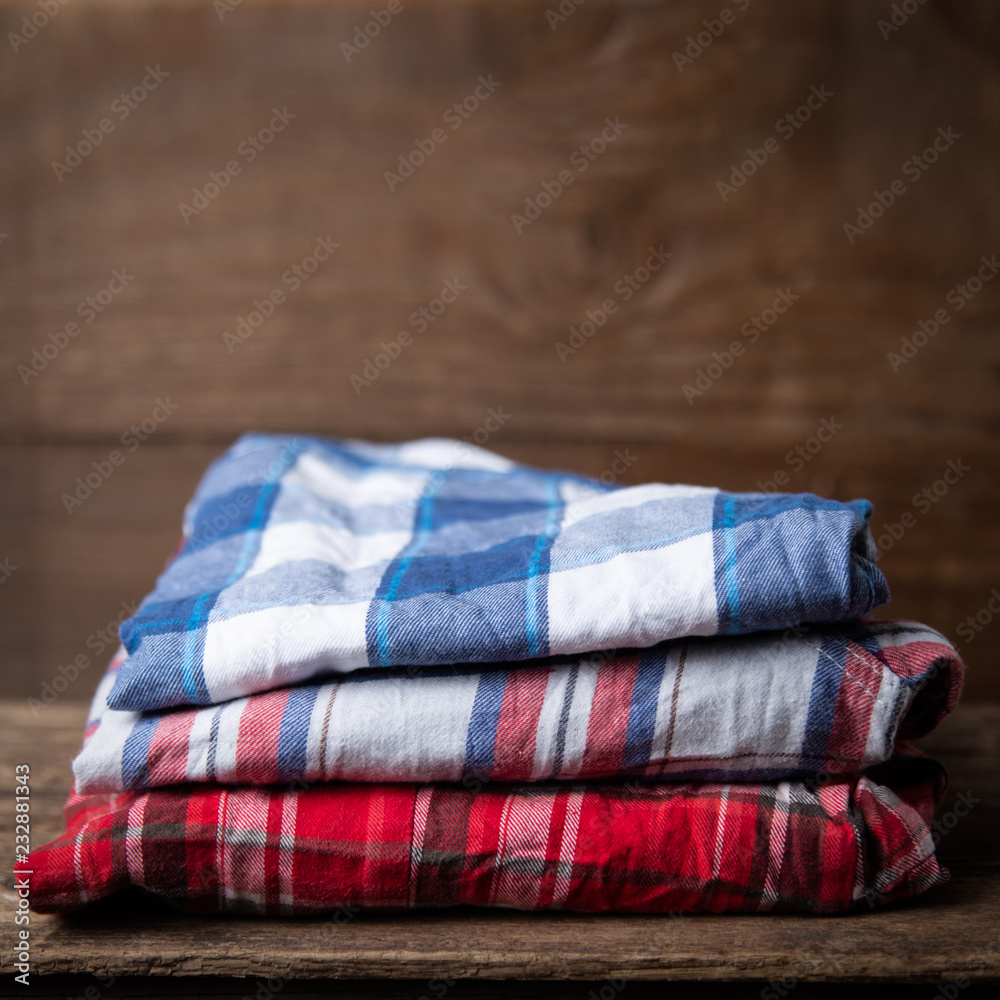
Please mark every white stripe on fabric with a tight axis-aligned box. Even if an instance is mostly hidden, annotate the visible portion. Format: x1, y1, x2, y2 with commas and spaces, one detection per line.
546, 533, 719, 655
559, 482, 717, 531
325, 673, 478, 782
244, 521, 412, 580
550, 789, 584, 908
184, 704, 217, 783
124, 794, 148, 892
393, 438, 515, 472
531, 668, 572, 780
202, 601, 371, 704
761, 782, 791, 910
669, 634, 815, 763
863, 668, 902, 766
554, 659, 601, 779
409, 786, 433, 908
278, 790, 298, 914
283, 450, 431, 509
212, 698, 245, 783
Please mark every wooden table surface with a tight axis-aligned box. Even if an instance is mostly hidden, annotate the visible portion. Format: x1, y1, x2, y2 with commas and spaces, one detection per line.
1, 699, 997, 990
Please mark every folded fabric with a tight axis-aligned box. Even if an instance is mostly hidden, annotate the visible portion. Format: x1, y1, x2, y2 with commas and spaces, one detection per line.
109, 433, 889, 712
75, 620, 962, 793
18, 752, 946, 916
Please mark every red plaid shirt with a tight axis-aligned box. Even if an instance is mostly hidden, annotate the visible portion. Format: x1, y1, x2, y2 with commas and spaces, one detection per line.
19, 750, 946, 915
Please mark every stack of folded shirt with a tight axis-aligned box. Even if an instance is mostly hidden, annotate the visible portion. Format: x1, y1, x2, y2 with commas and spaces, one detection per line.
19, 433, 964, 916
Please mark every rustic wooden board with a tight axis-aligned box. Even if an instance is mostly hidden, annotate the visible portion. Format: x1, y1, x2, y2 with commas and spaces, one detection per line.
0, 0, 998, 444
1, 1, 998, 708
1, 700, 998, 983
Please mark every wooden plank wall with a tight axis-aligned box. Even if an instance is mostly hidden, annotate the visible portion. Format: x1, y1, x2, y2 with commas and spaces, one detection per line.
1, 0, 998, 705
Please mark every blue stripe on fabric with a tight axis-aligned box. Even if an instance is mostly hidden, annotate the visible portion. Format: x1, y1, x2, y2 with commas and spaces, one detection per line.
128, 494, 870, 630
463, 672, 507, 778
524, 478, 561, 659
372, 474, 446, 667
622, 648, 667, 771
721, 493, 741, 634
799, 634, 848, 771
121, 715, 160, 789
179, 442, 303, 703
276, 686, 320, 782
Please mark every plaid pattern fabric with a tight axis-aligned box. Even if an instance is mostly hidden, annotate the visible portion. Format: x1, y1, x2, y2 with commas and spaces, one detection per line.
110, 433, 889, 712
17, 752, 946, 916
74, 621, 963, 793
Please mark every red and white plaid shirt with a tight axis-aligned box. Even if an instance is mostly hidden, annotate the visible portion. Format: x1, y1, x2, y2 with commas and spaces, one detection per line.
19, 749, 946, 916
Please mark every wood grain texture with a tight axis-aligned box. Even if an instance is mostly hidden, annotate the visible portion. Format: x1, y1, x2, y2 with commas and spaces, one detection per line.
0, 0, 998, 443
3, 980, 999, 1000
1, 700, 998, 983
0, 2, 998, 700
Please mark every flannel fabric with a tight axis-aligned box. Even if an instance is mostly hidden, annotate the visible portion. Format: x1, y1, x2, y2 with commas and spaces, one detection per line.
109, 433, 889, 712
18, 752, 946, 916
75, 621, 962, 793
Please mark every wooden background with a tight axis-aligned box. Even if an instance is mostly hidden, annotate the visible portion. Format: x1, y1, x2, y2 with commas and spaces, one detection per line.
1, 0, 998, 707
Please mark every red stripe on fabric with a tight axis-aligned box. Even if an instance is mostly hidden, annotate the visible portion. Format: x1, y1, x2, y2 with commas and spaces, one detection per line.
880, 640, 952, 680
580, 653, 640, 778
144, 710, 198, 787
817, 784, 855, 909
824, 642, 878, 766
461, 789, 507, 904
491, 667, 551, 780
185, 788, 221, 908
236, 688, 291, 783
264, 789, 285, 914
534, 790, 570, 910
